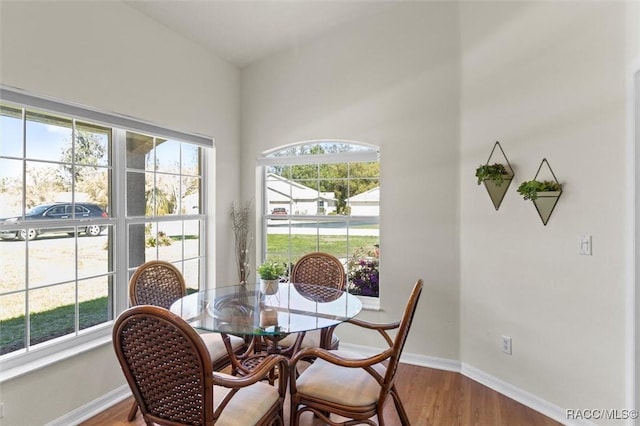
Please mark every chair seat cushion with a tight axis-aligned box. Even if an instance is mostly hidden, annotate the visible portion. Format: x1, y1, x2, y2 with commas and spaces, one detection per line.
213, 373, 280, 426
198, 331, 245, 364
278, 330, 339, 349
295, 349, 386, 407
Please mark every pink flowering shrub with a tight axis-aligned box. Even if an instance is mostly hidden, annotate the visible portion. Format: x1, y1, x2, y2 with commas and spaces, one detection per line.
347, 245, 379, 297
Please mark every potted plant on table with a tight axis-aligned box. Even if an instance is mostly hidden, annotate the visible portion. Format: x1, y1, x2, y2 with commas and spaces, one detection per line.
257, 259, 286, 295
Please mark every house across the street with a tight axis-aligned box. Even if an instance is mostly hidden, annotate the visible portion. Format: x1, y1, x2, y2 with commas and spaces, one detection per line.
266, 173, 337, 215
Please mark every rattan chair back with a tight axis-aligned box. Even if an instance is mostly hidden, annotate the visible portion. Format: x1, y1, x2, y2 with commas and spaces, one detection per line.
129, 260, 186, 309
113, 305, 214, 425
290, 252, 345, 290
114, 305, 286, 426
125, 260, 249, 422
279, 252, 346, 351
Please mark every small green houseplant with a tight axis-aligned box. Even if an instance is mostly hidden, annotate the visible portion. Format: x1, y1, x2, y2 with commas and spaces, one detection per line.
257, 259, 286, 280
257, 259, 286, 295
517, 180, 561, 201
475, 163, 511, 187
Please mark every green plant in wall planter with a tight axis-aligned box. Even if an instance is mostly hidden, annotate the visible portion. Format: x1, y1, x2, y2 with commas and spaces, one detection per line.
517, 159, 563, 226
475, 163, 512, 187
476, 144, 515, 210
476, 141, 515, 211
516, 180, 562, 201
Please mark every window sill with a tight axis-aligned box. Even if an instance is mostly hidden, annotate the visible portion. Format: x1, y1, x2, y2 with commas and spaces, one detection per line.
358, 295, 380, 311
0, 328, 112, 383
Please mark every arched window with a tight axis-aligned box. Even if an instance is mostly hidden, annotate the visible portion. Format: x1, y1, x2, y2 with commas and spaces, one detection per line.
257, 140, 380, 300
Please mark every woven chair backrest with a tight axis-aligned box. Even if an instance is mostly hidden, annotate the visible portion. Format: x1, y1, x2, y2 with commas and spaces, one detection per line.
113, 305, 213, 425
290, 252, 346, 290
129, 260, 186, 309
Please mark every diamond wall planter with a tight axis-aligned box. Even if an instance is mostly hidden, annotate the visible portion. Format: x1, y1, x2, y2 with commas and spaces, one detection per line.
484, 171, 514, 210
533, 191, 561, 226
519, 159, 562, 226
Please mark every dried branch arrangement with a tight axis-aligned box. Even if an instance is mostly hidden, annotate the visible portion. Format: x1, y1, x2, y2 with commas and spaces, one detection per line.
230, 200, 252, 283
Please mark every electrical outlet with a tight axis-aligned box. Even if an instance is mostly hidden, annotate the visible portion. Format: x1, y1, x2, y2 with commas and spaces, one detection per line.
501, 336, 512, 355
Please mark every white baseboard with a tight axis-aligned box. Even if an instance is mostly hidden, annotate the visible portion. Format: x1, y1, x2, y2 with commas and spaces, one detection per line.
460, 363, 597, 426
343, 343, 598, 426
45, 385, 131, 426
340, 342, 462, 372
48, 347, 601, 426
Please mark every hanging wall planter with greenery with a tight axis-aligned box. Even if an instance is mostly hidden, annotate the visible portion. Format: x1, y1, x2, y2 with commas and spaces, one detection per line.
516, 180, 562, 201
475, 142, 515, 211
475, 163, 512, 187
517, 158, 563, 226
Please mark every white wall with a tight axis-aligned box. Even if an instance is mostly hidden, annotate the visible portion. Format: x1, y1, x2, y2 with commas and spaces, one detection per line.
0, 1, 239, 425
243, 0, 635, 420
241, 3, 461, 359
629, 0, 640, 418
459, 1, 630, 421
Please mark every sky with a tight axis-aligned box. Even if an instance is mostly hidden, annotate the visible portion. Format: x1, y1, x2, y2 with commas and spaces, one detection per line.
1, 115, 73, 180
0, 111, 199, 183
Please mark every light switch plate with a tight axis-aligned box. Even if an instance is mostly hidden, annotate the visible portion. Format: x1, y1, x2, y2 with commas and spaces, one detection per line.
579, 235, 592, 256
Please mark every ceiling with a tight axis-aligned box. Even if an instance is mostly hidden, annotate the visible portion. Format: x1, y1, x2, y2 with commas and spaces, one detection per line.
125, 1, 398, 68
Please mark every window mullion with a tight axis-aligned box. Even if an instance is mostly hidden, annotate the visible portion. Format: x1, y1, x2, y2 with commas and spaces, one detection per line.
113, 128, 129, 317
71, 119, 76, 210
21, 108, 26, 217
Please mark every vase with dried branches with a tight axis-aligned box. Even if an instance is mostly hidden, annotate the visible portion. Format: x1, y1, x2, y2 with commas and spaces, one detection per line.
230, 200, 252, 284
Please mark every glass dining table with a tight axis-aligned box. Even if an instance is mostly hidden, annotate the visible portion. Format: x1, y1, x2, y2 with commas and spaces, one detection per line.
170, 282, 362, 375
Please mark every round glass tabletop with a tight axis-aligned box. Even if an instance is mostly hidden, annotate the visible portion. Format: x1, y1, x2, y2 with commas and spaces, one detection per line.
170, 282, 362, 336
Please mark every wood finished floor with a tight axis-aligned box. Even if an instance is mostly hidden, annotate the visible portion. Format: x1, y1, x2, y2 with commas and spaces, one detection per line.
81, 364, 561, 426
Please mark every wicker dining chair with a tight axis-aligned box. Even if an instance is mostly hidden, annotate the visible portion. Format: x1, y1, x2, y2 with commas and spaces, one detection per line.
127, 260, 246, 421
289, 279, 423, 426
277, 252, 346, 352
289, 252, 346, 291
128, 260, 187, 310
113, 305, 288, 426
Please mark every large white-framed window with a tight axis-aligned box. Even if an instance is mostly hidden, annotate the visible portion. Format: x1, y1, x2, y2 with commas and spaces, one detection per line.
124, 131, 205, 290
0, 88, 211, 375
258, 140, 380, 305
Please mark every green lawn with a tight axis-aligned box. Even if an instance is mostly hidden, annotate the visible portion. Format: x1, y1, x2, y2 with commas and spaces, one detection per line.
266, 234, 378, 261
0, 297, 109, 355
1, 234, 379, 355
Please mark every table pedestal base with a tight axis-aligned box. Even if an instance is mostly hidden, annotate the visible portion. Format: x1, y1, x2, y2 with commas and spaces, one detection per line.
221, 332, 306, 384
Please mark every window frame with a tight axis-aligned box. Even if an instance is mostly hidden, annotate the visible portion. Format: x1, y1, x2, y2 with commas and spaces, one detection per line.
257, 140, 380, 310
0, 86, 213, 380
122, 130, 207, 291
